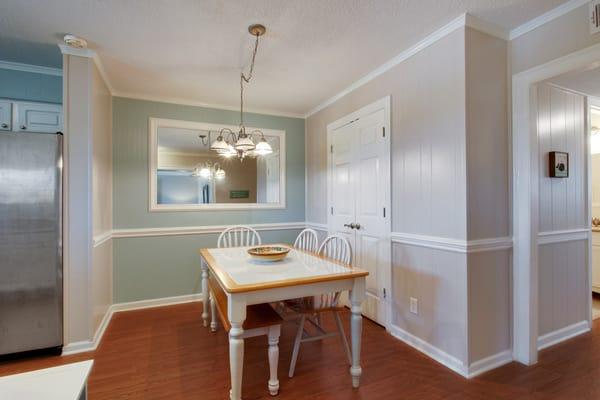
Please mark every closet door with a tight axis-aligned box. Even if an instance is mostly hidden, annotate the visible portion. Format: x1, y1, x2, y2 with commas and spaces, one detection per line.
0, 100, 11, 131
353, 109, 389, 324
16, 102, 62, 133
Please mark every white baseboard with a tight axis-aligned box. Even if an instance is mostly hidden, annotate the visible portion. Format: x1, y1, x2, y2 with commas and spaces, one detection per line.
537, 320, 590, 350
388, 324, 467, 377
467, 350, 513, 378
62, 293, 203, 356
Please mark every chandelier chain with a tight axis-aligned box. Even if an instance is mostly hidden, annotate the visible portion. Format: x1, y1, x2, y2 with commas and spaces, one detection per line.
240, 32, 260, 130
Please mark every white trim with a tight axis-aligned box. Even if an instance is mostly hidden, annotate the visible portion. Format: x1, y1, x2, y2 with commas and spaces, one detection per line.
110, 293, 202, 313
92, 231, 112, 247
511, 41, 600, 366
391, 232, 513, 253
58, 44, 115, 95
305, 13, 507, 118
537, 320, 590, 350
115, 92, 304, 119
388, 325, 467, 377
0, 60, 62, 76
305, 222, 328, 232
509, 0, 588, 40
62, 294, 203, 355
112, 222, 305, 239
537, 228, 590, 245
467, 350, 513, 378
148, 117, 287, 212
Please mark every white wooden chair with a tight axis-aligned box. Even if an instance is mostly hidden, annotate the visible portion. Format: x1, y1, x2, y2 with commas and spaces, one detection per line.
217, 225, 262, 248
293, 228, 319, 253
286, 234, 353, 378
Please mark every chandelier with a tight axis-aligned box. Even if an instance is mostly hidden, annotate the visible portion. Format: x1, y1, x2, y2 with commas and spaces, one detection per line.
191, 162, 225, 180
210, 24, 273, 160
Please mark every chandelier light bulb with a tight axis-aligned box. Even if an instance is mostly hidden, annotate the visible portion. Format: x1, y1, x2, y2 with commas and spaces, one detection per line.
234, 135, 255, 151
199, 167, 212, 178
215, 168, 226, 180
210, 136, 229, 153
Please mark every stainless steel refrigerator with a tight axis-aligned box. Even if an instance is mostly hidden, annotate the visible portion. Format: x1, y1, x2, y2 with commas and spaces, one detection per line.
0, 131, 63, 355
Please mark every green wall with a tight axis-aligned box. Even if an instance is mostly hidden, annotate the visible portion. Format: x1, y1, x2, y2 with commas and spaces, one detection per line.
0, 69, 62, 104
112, 97, 305, 302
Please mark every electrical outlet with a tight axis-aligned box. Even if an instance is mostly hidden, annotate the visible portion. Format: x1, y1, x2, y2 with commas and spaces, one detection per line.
410, 297, 418, 314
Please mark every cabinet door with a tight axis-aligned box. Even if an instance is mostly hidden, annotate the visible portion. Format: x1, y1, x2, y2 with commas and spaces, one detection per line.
0, 100, 11, 131
16, 102, 62, 133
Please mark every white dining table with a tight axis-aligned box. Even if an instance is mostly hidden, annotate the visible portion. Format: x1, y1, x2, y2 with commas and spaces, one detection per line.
199, 245, 368, 400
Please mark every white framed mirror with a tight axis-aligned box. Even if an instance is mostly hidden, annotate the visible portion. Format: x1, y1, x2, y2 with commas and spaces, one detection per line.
149, 118, 286, 211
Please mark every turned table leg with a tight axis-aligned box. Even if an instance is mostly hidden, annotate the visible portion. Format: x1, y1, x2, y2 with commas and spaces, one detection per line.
349, 277, 366, 388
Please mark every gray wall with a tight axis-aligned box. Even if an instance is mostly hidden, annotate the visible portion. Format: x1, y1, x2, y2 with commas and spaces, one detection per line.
112, 97, 305, 302
0, 68, 62, 104
305, 26, 512, 371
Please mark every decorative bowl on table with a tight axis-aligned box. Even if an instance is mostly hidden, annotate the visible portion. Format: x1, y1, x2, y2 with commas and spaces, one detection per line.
247, 246, 290, 262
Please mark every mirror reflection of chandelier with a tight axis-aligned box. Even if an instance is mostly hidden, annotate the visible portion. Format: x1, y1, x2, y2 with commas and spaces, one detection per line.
191, 162, 225, 180
210, 24, 273, 160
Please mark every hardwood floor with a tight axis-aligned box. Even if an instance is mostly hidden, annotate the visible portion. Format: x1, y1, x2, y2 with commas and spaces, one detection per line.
1, 302, 599, 399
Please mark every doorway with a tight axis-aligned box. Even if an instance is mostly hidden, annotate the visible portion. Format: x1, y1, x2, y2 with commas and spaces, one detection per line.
326, 96, 391, 327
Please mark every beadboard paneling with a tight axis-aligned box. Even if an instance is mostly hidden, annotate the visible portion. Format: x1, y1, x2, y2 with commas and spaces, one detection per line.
537, 84, 586, 232
391, 242, 468, 364
538, 240, 588, 336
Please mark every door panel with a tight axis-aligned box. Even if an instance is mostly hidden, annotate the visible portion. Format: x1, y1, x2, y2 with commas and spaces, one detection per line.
329, 105, 390, 325
17, 102, 62, 133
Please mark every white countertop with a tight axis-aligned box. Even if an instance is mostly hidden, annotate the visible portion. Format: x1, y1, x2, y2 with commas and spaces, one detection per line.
0, 360, 93, 400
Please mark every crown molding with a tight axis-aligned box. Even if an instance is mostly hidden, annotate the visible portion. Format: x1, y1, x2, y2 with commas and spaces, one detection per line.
0, 60, 62, 76
304, 13, 508, 118
112, 91, 305, 119
509, 0, 588, 40
58, 43, 96, 58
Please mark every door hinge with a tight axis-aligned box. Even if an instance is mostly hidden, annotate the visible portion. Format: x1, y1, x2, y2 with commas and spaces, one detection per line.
383, 207, 386, 218
330, 144, 333, 154
383, 288, 387, 299
382, 127, 385, 137
331, 206, 334, 215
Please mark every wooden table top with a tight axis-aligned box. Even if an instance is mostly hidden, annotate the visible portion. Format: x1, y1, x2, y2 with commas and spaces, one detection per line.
199, 245, 368, 293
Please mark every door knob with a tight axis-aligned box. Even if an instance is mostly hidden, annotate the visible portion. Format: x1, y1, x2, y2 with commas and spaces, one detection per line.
1, 123, 7, 128
355, 223, 361, 230
20, 125, 27, 130
344, 223, 356, 229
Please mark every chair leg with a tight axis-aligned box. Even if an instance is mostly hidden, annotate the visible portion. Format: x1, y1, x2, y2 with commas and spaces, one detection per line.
288, 314, 306, 378
209, 292, 218, 332
334, 311, 352, 365
267, 325, 280, 396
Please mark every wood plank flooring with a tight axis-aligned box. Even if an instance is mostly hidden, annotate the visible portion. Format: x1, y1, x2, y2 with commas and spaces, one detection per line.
1, 302, 599, 399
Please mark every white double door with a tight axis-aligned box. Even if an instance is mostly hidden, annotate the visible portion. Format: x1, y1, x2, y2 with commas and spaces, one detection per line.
328, 102, 390, 326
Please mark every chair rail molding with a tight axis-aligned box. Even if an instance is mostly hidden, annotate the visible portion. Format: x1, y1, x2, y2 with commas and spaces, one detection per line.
391, 232, 513, 253
537, 228, 590, 245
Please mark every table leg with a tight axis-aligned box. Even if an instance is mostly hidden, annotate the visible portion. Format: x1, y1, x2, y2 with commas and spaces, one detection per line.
228, 295, 247, 400
201, 260, 209, 327
267, 325, 280, 396
349, 277, 366, 388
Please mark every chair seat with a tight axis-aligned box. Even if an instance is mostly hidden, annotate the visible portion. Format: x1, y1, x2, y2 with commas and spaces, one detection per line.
209, 274, 282, 331
283, 297, 345, 314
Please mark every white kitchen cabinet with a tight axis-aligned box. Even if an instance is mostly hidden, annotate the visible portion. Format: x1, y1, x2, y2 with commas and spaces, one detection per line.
15, 102, 63, 133
593, 232, 600, 294
0, 100, 12, 131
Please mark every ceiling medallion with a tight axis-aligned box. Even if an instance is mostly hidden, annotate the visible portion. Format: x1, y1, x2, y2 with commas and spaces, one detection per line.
210, 24, 272, 160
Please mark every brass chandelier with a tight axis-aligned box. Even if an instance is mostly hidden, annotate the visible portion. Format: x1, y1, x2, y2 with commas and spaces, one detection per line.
210, 24, 273, 159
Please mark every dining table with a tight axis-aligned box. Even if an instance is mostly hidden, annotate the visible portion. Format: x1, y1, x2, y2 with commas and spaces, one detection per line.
199, 244, 368, 400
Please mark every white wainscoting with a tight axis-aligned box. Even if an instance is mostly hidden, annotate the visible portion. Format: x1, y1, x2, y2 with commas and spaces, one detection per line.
62, 294, 203, 355
391, 232, 513, 253
537, 320, 590, 350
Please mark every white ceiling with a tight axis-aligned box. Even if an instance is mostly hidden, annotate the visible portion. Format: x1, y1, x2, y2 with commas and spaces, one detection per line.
0, 0, 570, 116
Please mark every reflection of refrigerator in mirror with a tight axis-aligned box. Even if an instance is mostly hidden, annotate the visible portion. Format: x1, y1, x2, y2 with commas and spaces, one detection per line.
257, 153, 280, 204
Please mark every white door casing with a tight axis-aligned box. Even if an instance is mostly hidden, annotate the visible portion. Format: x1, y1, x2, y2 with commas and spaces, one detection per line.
327, 96, 391, 326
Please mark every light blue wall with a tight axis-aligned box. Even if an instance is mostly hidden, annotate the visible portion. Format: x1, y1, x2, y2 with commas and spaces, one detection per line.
0, 69, 62, 104
112, 97, 305, 302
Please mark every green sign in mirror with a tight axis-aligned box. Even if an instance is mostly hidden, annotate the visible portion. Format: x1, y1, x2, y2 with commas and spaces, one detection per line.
230, 190, 250, 199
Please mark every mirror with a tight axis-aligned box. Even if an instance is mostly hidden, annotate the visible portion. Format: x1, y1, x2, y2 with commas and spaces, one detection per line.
149, 118, 286, 211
